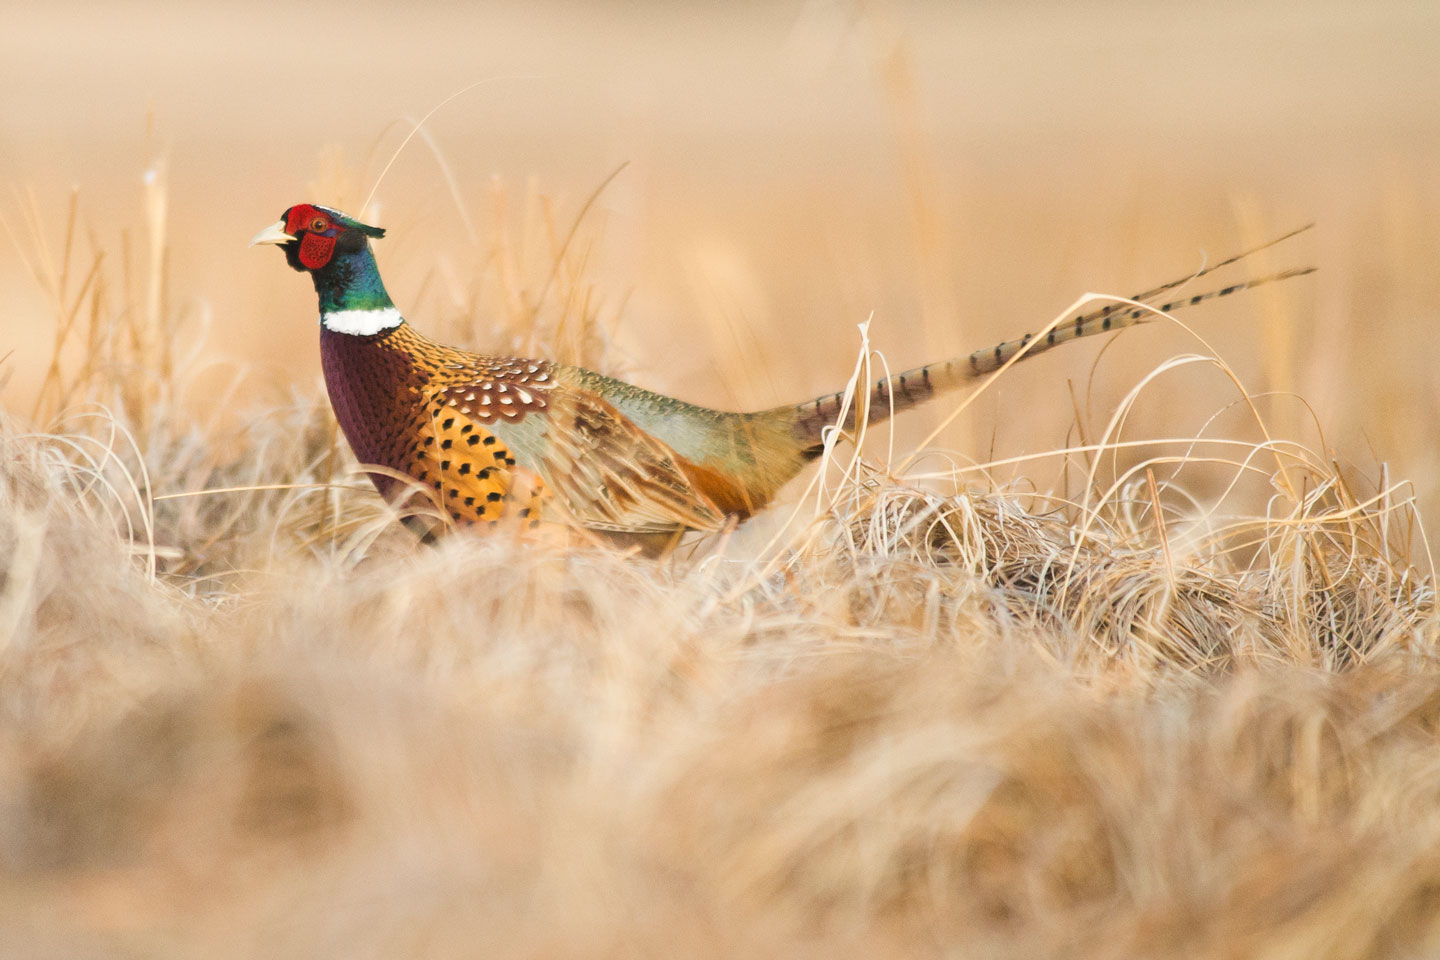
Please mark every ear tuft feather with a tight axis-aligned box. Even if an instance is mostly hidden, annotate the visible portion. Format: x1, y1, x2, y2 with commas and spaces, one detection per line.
311, 203, 386, 240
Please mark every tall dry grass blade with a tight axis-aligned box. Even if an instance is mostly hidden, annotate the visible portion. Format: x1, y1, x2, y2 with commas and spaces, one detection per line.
359, 74, 544, 215
526, 161, 630, 328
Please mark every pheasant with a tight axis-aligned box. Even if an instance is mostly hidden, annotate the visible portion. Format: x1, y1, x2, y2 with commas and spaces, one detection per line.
252, 203, 1312, 542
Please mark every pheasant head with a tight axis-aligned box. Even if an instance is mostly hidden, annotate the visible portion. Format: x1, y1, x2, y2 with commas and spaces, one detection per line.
251, 203, 400, 334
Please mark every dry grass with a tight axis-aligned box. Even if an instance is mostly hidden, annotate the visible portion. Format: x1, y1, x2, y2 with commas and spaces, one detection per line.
0, 150, 1437, 960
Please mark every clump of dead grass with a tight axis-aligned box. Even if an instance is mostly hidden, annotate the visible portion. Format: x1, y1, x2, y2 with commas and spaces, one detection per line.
1, 171, 1438, 959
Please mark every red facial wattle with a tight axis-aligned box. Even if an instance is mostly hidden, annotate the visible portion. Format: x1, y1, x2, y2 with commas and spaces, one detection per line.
299, 232, 336, 269
283, 203, 338, 270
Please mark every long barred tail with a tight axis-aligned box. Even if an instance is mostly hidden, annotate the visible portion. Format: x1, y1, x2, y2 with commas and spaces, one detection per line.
788, 232, 1316, 453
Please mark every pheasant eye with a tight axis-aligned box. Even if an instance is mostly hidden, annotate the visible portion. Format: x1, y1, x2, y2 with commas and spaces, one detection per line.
309, 217, 329, 232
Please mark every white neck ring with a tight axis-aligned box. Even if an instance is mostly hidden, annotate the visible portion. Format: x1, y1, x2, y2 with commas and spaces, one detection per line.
321, 307, 404, 336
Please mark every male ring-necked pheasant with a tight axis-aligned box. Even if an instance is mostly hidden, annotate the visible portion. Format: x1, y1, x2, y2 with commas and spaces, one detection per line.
252, 204, 1311, 541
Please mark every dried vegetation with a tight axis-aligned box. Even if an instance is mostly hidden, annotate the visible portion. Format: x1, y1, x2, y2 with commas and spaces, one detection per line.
0, 168, 1437, 959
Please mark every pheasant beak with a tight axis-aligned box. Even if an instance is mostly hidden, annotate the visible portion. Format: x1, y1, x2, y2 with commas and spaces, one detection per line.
249, 220, 296, 247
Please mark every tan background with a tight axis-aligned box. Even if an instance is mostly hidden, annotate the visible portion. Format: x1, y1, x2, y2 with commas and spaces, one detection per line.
4, 0, 1439, 506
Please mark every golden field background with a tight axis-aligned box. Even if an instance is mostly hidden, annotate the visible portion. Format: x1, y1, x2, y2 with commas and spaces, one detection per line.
3, 1, 1440, 956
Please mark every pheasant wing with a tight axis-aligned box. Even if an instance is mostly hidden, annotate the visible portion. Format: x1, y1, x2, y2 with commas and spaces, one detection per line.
535, 389, 726, 535
425, 362, 725, 535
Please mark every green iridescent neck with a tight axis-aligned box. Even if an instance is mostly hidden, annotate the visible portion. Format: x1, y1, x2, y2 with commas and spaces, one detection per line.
312, 244, 395, 315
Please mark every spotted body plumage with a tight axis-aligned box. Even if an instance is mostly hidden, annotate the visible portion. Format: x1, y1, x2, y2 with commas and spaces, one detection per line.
316, 319, 734, 534
255, 204, 1313, 543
